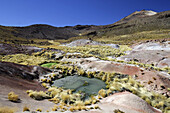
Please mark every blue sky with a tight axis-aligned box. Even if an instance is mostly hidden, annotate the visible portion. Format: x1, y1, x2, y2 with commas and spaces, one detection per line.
0, 0, 170, 27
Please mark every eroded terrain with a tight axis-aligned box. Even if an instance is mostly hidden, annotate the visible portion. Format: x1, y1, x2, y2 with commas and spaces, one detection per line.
0, 39, 169, 113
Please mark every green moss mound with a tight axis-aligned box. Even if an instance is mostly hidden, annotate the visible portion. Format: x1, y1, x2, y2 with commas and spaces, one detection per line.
41, 63, 58, 68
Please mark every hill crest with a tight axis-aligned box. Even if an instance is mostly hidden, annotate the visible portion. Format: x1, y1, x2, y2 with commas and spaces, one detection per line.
0, 10, 169, 40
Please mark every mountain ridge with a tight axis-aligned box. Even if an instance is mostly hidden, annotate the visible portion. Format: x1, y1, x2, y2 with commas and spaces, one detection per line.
0, 10, 169, 41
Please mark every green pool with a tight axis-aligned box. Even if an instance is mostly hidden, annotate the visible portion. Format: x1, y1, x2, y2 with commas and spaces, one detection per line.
53, 75, 106, 96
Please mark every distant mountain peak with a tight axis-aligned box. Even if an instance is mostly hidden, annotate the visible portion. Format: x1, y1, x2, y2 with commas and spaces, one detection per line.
126, 10, 157, 19
135, 10, 157, 16
115, 10, 158, 24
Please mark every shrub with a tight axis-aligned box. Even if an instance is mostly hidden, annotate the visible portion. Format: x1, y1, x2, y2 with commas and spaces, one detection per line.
75, 101, 84, 106
1, 54, 48, 66
102, 74, 107, 81
107, 89, 112, 95
98, 89, 107, 98
36, 108, 42, 112
48, 87, 61, 97
52, 105, 58, 111
167, 88, 170, 91
61, 93, 70, 103
41, 83, 48, 88
78, 69, 85, 76
164, 107, 170, 113
94, 105, 100, 109
84, 99, 92, 105
110, 82, 122, 91
145, 97, 151, 105
23, 106, 30, 112
152, 77, 157, 80
148, 80, 153, 84
114, 109, 125, 113
69, 106, 75, 112
83, 81, 89, 86
27, 90, 49, 100
98, 95, 102, 99
8, 92, 19, 102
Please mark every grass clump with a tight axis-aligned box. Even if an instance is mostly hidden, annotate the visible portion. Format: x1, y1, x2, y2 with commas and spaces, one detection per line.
0, 54, 48, 65
52, 105, 59, 111
41, 83, 48, 88
0, 106, 17, 113
26, 90, 49, 100
114, 109, 125, 113
102, 75, 170, 112
36, 108, 42, 112
0, 50, 60, 66
43, 43, 131, 58
94, 105, 100, 109
83, 81, 89, 86
23, 106, 30, 112
8, 92, 19, 102
98, 89, 107, 98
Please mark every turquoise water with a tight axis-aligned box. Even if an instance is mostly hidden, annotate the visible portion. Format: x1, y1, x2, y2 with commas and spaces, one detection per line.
53, 75, 106, 96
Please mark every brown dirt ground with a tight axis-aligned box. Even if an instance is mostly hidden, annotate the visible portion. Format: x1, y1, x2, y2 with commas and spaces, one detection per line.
0, 75, 55, 112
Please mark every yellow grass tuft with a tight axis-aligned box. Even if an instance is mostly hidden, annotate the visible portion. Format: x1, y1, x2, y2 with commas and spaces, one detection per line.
8, 92, 19, 102
0, 106, 17, 113
23, 106, 30, 112
27, 90, 49, 100
98, 89, 107, 98
36, 108, 42, 112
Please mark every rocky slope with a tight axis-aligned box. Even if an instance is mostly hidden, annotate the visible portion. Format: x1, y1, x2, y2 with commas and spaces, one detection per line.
0, 61, 52, 79
118, 41, 170, 68
95, 10, 170, 37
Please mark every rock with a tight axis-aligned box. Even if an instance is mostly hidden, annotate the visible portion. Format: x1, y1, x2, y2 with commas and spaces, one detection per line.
0, 43, 42, 55
132, 42, 170, 51
118, 44, 170, 68
62, 39, 120, 48
157, 58, 170, 68
0, 61, 52, 80
63, 39, 100, 47
99, 91, 161, 113
105, 44, 120, 49
54, 53, 63, 59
